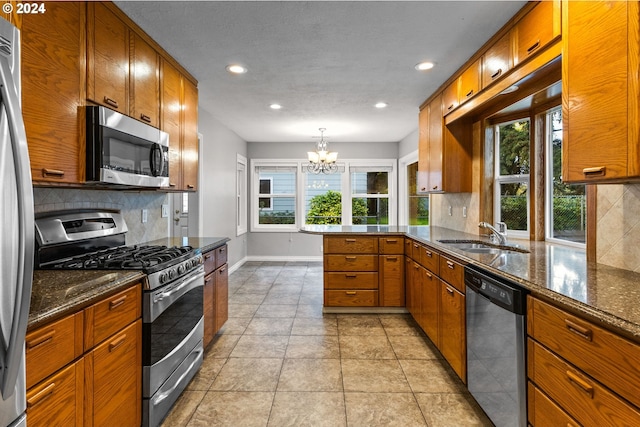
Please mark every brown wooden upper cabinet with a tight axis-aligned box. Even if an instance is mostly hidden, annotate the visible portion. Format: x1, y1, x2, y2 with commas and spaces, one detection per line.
562, 0, 640, 183
442, 80, 459, 116
130, 33, 160, 127
87, 2, 129, 115
162, 59, 199, 191
458, 59, 481, 106
513, 0, 560, 66
481, 31, 513, 89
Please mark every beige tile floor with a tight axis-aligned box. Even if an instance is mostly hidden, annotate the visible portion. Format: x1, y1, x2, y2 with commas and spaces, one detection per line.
161, 261, 493, 427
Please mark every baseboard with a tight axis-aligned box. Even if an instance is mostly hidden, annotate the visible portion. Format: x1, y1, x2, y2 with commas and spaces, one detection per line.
244, 255, 323, 262
322, 307, 409, 314
228, 256, 248, 274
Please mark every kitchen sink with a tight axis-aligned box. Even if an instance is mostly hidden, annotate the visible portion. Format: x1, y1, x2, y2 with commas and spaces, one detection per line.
437, 239, 530, 254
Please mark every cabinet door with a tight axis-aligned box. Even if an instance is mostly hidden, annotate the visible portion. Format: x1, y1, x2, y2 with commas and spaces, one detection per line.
88, 2, 129, 113
130, 32, 159, 127
427, 94, 443, 192
420, 268, 439, 345
379, 255, 404, 307
482, 31, 512, 88
417, 106, 429, 191
182, 78, 199, 191
26, 360, 84, 427
214, 264, 229, 333
161, 59, 183, 189
458, 59, 480, 105
562, 1, 638, 182
21, 1, 85, 184
439, 281, 466, 381
203, 272, 215, 347
442, 80, 458, 115
86, 320, 141, 427
514, 0, 560, 65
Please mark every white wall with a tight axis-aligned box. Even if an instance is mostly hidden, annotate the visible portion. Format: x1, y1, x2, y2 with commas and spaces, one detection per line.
199, 108, 248, 268
398, 129, 418, 159
247, 140, 399, 259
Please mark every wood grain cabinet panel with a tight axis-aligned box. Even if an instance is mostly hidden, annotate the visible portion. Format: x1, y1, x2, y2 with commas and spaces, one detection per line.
562, 0, 640, 183
528, 382, 581, 427
439, 281, 466, 381
324, 272, 378, 290
324, 236, 378, 254
130, 32, 159, 127
442, 81, 458, 115
420, 267, 439, 343
161, 58, 183, 190
21, 1, 85, 184
214, 263, 229, 333
87, 2, 129, 114
203, 272, 215, 348
379, 255, 404, 307
458, 59, 481, 105
482, 31, 513, 89
324, 290, 378, 307
378, 237, 404, 254
86, 319, 141, 427
26, 311, 83, 390
182, 78, 199, 190
528, 339, 640, 427
514, 0, 560, 66
324, 255, 378, 272
438, 255, 465, 293
84, 284, 141, 350
26, 360, 84, 427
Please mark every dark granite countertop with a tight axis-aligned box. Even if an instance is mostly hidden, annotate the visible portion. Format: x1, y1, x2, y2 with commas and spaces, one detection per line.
28, 269, 145, 330
302, 225, 640, 342
144, 236, 230, 254
28, 236, 229, 330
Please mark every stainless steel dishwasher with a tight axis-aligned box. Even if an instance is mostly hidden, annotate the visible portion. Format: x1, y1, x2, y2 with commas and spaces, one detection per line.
465, 265, 528, 427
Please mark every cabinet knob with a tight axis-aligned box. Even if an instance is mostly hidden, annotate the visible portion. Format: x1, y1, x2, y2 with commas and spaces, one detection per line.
103, 96, 119, 109
526, 40, 541, 55
491, 68, 502, 80
42, 168, 65, 177
432, 185, 438, 190
140, 113, 151, 123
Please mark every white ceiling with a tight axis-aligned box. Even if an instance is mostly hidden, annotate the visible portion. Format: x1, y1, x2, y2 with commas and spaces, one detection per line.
115, 1, 527, 143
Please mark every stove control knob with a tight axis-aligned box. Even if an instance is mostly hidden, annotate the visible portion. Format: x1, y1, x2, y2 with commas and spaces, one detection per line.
160, 273, 167, 284
168, 269, 176, 280
178, 264, 185, 275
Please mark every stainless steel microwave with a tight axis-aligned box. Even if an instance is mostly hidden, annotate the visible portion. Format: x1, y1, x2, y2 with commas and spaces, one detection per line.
86, 106, 169, 187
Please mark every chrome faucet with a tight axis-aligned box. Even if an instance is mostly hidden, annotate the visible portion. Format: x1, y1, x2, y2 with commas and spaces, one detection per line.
479, 221, 508, 245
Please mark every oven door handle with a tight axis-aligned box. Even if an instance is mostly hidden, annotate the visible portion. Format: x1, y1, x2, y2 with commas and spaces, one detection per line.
154, 271, 201, 303
146, 267, 204, 323
151, 346, 203, 406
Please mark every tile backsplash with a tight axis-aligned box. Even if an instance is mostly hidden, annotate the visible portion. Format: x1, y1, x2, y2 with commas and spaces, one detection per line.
33, 188, 169, 244
596, 183, 640, 273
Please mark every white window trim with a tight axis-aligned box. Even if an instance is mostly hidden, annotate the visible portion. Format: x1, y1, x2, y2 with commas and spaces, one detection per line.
250, 158, 398, 231
251, 160, 299, 232
398, 151, 418, 226
236, 153, 247, 236
544, 108, 586, 248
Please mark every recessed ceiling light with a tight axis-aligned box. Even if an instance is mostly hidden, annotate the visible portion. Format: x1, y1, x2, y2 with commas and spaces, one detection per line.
375, 102, 388, 109
270, 104, 282, 110
226, 64, 247, 74
415, 61, 435, 71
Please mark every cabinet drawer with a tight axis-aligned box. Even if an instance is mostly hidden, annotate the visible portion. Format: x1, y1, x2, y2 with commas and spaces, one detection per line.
87, 319, 142, 427
215, 245, 228, 269
26, 312, 83, 389
324, 254, 378, 272
324, 290, 378, 307
378, 237, 404, 254
439, 256, 464, 293
528, 339, 640, 426
324, 272, 378, 289
324, 236, 378, 254
528, 297, 640, 408
410, 241, 423, 262
514, 0, 559, 65
26, 360, 84, 427
527, 382, 580, 427
84, 284, 141, 350
404, 239, 414, 259
418, 245, 440, 274
203, 272, 215, 347
203, 249, 216, 274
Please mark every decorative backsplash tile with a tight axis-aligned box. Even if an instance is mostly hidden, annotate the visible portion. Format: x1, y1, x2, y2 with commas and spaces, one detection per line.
596, 183, 640, 273
33, 188, 169, 245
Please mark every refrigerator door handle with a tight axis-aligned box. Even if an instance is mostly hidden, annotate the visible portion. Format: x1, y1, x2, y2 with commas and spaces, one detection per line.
0, 53, 34, 398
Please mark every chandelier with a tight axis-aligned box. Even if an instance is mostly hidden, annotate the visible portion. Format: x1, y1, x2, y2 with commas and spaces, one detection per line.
307, 128, 338, 174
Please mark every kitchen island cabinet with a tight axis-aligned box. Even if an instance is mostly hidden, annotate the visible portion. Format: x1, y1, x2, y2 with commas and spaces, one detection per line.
25, 281, 142, 427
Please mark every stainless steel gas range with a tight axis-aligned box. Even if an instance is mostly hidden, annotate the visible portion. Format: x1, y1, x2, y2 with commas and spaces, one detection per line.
34, 210, 204, 427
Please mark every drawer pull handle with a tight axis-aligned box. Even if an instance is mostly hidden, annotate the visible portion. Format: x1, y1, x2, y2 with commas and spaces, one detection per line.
109, 295, 127, 310
414, 243, 419, 248
446, 261, 455, 269
424, 250, 432, 257
27, 383, 56, 408
425, 271, 433, 279
109, 334, 127, 352
42, 168, 65, 177
527, 40, 540, 54
205, 277, 212, 285
387, 256, 398, 261
103, 96, 119, 108
447, 103, 454, 111
140, 113, 151, 122
345, 274, 357, 278
565, 319, 593, 341
385, 239, 398, 243
582, 166, 606, 177
432, 185, 439, 190
465, 89, 474, 98
566, 370, 594, 398
219, 247, 226, 252
445, 286, 454, 295
204, 254, 213, 260
27, 330, 55, 350
345, 291, 357, 295
187, 184, 195, 189
345, 238, 357, 243
169, 182, 177, 187
345, 256, 357, 260
219, 267, 226, 273
491, 68, 502, 79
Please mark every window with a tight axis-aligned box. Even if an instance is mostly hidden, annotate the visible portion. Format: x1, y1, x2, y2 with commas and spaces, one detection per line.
546, 108, 586, 245
304, 174, 342, 225
252, 163, 297, 231
407, 161, 429, 225
494, 119, 530, 237
350, 166, 391, 225
236, 154, 247, 236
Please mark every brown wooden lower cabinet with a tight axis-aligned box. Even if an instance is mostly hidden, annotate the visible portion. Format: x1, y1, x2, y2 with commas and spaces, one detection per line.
527, 382, 580, 427
438, 280, 466, 381
203, 245, 229, 348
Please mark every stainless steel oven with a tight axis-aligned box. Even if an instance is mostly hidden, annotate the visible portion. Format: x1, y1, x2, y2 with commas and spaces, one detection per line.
142, 260, 204, 427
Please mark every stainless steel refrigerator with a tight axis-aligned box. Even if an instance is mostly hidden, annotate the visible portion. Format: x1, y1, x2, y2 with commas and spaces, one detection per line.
0, 18, 34, 427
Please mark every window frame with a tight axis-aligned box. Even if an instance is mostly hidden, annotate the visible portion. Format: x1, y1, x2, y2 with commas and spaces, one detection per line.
251, 160, 299, 232
493, 118, 531, 239
236, 154, 247, 236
